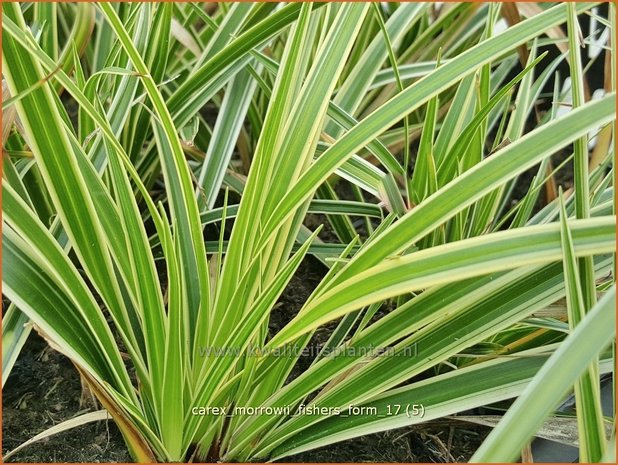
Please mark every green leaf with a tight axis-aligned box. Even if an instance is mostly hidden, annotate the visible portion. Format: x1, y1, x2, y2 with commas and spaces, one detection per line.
471, 286, 616, 462
268, 217, 615, 348
559, 193, 607, 461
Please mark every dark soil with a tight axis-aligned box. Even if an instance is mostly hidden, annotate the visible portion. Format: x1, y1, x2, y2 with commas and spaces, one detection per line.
2, 258, 489, 463
2, 334, 131, 463
288, 424, 490, 463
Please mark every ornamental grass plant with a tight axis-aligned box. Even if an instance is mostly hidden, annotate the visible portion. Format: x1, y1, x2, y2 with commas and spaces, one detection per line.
2, 2, 616, 462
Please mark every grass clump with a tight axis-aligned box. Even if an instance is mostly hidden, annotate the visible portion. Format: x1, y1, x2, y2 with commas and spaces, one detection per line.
2, 2, 615, 462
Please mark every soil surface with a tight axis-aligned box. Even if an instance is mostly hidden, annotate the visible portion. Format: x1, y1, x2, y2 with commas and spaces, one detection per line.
2, 334, 132, 463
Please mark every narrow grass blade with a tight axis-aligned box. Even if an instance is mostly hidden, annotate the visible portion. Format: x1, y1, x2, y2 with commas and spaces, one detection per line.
471, 287, 616, 462
559, 193, 607, 461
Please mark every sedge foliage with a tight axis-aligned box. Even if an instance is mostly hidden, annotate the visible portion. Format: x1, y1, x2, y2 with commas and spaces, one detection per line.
2, 2, 616, 462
